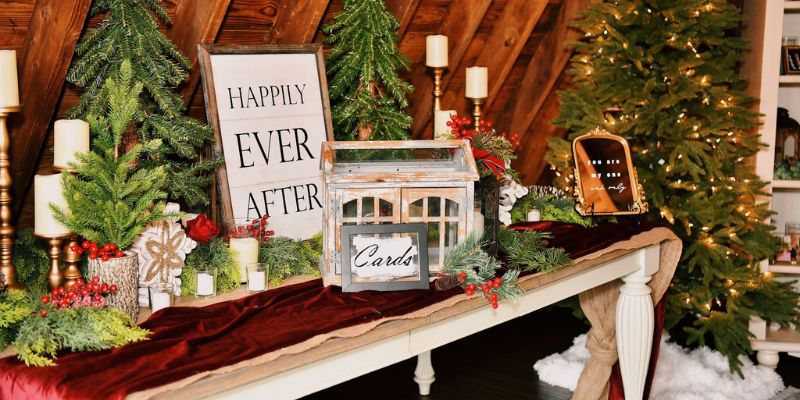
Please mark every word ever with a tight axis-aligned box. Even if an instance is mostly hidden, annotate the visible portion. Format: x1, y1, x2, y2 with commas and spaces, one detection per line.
227, 84, 307, 109
245, 183, 322, 218
234, 128, 314, 168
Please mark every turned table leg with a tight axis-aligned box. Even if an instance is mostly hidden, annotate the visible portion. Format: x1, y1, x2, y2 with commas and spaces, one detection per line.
616, 246, 659, 400
414, 350, 435, 395
757, 350, 780, 369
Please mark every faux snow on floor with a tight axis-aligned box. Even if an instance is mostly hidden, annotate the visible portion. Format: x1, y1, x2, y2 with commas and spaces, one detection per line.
533, 333, 785, 400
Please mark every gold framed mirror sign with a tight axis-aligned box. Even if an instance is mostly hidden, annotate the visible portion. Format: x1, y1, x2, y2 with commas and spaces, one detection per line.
572, 128, 648, 216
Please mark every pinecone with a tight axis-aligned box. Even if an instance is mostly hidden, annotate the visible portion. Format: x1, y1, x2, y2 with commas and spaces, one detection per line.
434, 274, 462, 291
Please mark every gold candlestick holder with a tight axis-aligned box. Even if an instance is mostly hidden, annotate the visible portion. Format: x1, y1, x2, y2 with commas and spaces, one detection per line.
35, 233, 68, 290
0, 106, 21, 290
469, 97, 486, 129
431, 67, 447, 112
62, 236, 83, 290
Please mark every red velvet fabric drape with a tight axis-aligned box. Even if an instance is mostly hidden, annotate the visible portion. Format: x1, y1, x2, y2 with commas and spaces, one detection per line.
0, 221, 657, 400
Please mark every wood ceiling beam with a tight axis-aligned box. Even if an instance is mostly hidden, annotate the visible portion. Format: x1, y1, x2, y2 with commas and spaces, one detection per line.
10, 0, 91, 218
386, 0, 422, 39
504, 0, 589, 136
170, 0, 232, 104
409, 0, 492, 139
271, 0, 331, 44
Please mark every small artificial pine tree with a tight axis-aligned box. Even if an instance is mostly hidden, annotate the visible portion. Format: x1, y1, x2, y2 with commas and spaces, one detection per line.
325, 0, 413, 141
54, 61, 169, 250
545, 0, 800, 373
66, 0, 217, 207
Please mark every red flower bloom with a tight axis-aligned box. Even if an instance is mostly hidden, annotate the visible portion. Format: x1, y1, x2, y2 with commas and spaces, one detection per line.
185, 214, 220, 243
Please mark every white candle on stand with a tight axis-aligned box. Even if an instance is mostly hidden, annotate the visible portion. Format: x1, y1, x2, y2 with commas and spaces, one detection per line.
425, 35, 448, 67
197, 273, 214, 296
433, 110, 457, 139
465, 66, 488, 98
230, 237, 259, 283
248, 271, 266, 291
527, 209, 541, 222
34, 174, 71, 236
0, 50, 19, 108
53, 119, 90, 169
150, 292, 171, 312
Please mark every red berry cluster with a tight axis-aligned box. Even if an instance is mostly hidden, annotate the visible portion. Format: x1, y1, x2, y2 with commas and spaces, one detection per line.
39, 276, 118, 316
447, 115, 521, 148
229, 215, 275, 244
460, 272, 504, 309
71, 241, 125, 262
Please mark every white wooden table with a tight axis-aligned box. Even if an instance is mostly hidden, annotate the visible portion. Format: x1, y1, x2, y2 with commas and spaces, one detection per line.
145, 244, 660, 400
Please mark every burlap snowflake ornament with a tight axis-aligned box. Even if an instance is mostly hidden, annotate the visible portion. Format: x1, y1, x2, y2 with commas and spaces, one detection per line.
132, 219, 197, 297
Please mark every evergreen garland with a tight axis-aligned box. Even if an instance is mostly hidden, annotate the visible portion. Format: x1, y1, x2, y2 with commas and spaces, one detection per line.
182, 237, 240, 295
54, 61, 171, 250
258, 234, 322, 287
66, 0, 218, 207
498, 228, 572, 273
13, 229, 51, 295
509, 185, 594, 226
544, 0, 800, 373
324, 0, 413, 141
440, 233, 521, 305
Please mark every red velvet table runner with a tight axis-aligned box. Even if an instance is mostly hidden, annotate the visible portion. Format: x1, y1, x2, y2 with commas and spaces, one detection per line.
0, 220, 657, 400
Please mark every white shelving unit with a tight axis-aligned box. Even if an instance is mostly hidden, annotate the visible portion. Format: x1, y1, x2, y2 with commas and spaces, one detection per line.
741, 1, 800, 368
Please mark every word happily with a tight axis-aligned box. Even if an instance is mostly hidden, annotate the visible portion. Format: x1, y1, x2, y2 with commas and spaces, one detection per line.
227, 84, 308, 109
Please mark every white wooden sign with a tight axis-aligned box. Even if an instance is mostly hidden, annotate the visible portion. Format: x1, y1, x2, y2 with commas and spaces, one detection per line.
198, 44, 333, 239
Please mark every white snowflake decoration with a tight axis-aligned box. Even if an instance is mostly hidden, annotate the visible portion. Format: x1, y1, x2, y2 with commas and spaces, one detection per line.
132, 219, 197, 297
498, 176, 529, 226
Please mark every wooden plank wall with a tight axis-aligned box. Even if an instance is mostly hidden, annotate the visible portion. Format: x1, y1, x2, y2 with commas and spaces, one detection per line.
1, 0, 577, 228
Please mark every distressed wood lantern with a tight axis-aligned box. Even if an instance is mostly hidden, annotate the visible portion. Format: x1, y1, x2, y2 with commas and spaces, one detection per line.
320, 140, 480, 286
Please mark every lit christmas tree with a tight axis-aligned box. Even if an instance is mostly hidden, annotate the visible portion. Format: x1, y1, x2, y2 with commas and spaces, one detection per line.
546, 0, 799, 373
66, 0, 217, 208
324, 0, 413, 141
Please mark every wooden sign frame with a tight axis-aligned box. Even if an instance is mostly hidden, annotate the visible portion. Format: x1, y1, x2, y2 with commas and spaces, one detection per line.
198, 44, 334, 238
572, 128, 648, 216
784, 45, 800, 75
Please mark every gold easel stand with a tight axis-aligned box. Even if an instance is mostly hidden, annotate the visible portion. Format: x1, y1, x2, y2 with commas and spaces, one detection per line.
0, 106, 21, 289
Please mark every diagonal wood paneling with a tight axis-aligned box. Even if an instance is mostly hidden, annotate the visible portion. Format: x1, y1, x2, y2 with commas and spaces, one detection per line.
271, 0, 330, 44
10, 0, 92, 219
387, 0, 423, 39
408, 0, 492, 139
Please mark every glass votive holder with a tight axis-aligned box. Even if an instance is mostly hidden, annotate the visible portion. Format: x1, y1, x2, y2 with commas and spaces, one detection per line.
786, 222, 800, 234
247, 263, 269, 293
149, 282, 174, 313
195, 268, 217, 298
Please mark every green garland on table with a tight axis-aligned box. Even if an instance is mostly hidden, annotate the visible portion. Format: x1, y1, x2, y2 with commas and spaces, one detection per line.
510, 185, 594, 227
182, 237, 240, 295
12, 229, 51, 295
498, 228, 572, 273
440, 233, 521, 308
258, 234, 322, 287
0, 290, 148, 367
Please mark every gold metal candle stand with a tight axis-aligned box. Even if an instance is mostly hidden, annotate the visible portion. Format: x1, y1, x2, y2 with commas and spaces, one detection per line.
469, 97, 486, 129
62, 236, 83, 289
431, 67, 446, 112
35, 234, 68, 291
0, 105, 21, 289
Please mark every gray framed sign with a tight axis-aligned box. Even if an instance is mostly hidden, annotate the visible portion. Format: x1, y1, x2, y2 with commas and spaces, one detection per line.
198, 44, 334, 239
340, 223, 430, 292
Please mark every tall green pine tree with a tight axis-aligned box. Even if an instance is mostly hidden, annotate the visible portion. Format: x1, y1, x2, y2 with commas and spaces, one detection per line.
325, 0, 413, 141
546, 0, 799, 373
67, 0, 217, 208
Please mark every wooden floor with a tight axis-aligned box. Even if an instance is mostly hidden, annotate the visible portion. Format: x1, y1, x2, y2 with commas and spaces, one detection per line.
304, 306, 800, 400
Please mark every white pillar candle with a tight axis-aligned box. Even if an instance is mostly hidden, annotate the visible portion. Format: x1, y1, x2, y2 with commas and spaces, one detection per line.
527, 209, 541, 222
229, 237, 259, 283
197, 273, 214, 296
34, 174, 71, 236
248, 271, 266, 291
434, 110, 457, 139
465, 66, 488, 98
150, 292, 171, 313
53, 119, 90, 169
425, 35, 448, 67
0, 50, 19, 108
473, 208, 485, 238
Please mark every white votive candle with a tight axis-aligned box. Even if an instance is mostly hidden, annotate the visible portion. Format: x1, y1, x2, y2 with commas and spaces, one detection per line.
425, 35, 448, 67
527, 209, 541, 222
434, 110, 457, 139
0, 50, 20, 108
473, 208, 485, 238
196, 272, 214, 296
465, 66, 488, 98
229, 237, 259, 283
150, 292, 171, 313
248, 271, 266, 291
34, 174, 71, 236
53, 119, 90, 169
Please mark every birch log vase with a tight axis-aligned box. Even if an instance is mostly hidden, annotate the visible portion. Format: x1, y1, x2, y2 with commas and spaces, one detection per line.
87, 252, 140, 320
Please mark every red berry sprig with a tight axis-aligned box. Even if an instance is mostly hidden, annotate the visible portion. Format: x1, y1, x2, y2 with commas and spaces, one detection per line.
40, 276, 118, 310
462, 276, 505, 309
229, 215, 275, 244
73, 241, 125, 262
